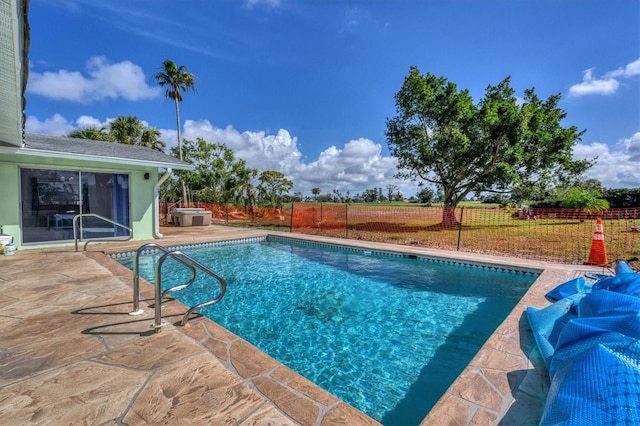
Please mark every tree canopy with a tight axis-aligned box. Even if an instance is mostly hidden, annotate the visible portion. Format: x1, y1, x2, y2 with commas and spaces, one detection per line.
163, 138, 295, 208
559, 187, 609, 212
257, 170, 293, 208
386, 66, 592, 226
67, 116, 165, 152
169, 137, 256, 205
602, 188, 640, 208
109, 116, 165, 151
67, 126, 111, 141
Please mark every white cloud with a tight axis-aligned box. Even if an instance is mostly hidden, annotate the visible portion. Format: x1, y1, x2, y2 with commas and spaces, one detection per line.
605, 58, 640, 79
568, 68, 619, 97
569, 57, 640, 98
291, 138, 401, 194
573, 132, 640, 188
76, 115, 107, 129
621, 131, 640, 161
25, 114, 75, 136
27, 56, 160, 103
154, 118, 409, 195
177, 119, 302, 173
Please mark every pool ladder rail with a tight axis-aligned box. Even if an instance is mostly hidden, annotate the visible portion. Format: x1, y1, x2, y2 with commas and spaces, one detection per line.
73, 213, 133, 252
130, 243, 227, 332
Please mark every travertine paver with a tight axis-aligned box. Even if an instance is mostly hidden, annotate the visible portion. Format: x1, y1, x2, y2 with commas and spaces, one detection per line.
0, 225, 603, 425
123, 353, 266, 425
0, 362, 149, 425
0, 227, 378, 426
0, 331, 105, 387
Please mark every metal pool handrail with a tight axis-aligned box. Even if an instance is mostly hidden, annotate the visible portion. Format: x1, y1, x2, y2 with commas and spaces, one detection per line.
153, 250, 227, 331
130, 243, 197, 316
73, 213, 132, 252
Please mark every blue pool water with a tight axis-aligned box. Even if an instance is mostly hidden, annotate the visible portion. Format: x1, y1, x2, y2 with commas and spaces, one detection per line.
117, 237, 537, 425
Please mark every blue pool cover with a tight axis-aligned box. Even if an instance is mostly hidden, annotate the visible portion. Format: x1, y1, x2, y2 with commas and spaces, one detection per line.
527, 260, 640, 425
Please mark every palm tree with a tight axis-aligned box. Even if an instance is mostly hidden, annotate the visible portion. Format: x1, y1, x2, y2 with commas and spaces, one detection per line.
311, 187, 321, 202
233, 162, 258, 213
68, 118, 166, 152
109, 116, 145, 145
153, 59, 198, 206
140, 127, 165, 152
67, 126, 110, 141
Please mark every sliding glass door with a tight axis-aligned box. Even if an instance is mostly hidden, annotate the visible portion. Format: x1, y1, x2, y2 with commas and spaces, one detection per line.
80, 172, 130, 238
20, 168, 130, 244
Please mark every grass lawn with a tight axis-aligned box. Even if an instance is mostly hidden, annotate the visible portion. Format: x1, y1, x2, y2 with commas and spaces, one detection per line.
291, 203, 639, 265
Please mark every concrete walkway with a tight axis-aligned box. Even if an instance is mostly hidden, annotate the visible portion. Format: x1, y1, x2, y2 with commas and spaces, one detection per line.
0, 225, 603, 425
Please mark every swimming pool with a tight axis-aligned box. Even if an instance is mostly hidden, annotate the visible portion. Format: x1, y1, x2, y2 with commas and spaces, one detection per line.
116, 236, 538, 425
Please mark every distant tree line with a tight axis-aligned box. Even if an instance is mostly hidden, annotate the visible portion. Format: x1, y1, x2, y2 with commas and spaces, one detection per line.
479, 182, 640, 209
303, 185, 406, 204
529, 187, 640, 209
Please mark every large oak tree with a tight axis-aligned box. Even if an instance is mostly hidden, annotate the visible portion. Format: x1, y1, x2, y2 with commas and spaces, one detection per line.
386, 66, 592, 227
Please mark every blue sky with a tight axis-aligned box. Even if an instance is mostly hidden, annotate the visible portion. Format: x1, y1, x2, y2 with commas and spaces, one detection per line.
25, 0, 640, 197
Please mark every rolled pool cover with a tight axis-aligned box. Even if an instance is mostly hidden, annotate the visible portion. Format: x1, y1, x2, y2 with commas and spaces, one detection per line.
527, 260, 640, 425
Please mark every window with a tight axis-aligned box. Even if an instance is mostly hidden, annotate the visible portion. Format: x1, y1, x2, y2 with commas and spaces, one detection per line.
20, 168, 130, 244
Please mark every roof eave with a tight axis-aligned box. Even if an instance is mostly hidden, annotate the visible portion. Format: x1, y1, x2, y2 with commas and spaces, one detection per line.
0, 145, 195, 171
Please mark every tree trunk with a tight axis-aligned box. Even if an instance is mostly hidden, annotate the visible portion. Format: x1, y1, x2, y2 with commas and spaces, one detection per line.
246, 186, 255, 215
441, 187, 460, 228
174, 99, 188, 207
441, 206, 459, 228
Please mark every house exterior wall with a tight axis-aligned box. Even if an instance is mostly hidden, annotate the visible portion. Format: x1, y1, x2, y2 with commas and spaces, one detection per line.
0, 0, 25, 147
0, 152, 159, 249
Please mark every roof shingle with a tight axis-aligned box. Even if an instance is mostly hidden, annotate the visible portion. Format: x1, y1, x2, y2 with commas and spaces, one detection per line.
17, 133, 193, 170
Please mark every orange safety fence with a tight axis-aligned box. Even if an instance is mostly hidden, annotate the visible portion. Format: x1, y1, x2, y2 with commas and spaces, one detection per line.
290, 204, 640, 265
159, 202, 640, 265
160, 202, 291, 228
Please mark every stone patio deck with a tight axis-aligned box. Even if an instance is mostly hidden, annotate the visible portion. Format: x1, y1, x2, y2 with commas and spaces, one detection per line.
0, 225, 604, 425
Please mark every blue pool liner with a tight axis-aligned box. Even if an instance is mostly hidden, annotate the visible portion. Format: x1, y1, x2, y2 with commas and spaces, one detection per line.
527, 260, 640, 425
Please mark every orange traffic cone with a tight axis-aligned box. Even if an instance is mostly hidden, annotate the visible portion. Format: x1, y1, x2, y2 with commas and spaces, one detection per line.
586, 217, 608, 266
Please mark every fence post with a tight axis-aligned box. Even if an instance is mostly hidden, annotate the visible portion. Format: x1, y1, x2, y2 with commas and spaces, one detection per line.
345, 203, 349, 239
290, 203, 294, 232
456, 206, 465, 251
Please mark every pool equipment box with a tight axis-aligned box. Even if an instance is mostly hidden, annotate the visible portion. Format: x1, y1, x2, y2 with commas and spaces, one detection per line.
171, 208, 212, 227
